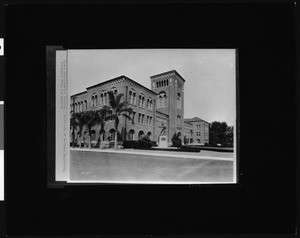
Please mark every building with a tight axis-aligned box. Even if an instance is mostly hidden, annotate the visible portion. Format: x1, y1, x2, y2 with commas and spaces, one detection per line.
184, 117, 210, 145
183, 121, 194, 144
70, 70, 208, 146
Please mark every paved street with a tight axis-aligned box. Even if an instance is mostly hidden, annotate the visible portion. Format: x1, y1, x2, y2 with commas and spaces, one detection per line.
69, 149, 234, 183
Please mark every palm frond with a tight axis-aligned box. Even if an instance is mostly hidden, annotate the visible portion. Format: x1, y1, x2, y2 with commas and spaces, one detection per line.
84, 110, 98, 130
115, 93, 124, 105
119, 107, 133, 114
121, 113, 134, 125
116, 101, 129, 111
108, 91, 117, 109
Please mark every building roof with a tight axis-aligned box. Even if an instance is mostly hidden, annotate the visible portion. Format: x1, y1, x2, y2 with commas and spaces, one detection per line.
71, 90, 87, 98
184, 117, 210, 124
86, 75, 157, 95
150, 70, 186, 82
184, 121, 193, 126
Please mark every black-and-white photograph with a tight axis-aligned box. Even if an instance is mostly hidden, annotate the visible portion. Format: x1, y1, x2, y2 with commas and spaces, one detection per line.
56, 49, 237, 184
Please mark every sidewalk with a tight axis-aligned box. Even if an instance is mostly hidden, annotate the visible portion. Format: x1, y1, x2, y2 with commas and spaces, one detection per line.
70, 147, 234, 161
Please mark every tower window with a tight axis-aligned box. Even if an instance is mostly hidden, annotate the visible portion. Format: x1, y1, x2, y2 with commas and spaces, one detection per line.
177, 92, 182, 109
177, 115, 181, 125
157, 91, 167, 108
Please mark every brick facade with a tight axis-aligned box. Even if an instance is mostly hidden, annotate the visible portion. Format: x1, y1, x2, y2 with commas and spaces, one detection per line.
184, 117, 210, 145
70, 70, 209, 145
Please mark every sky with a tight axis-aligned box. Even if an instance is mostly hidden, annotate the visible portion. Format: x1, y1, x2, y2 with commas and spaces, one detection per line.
68, 49, 236, 126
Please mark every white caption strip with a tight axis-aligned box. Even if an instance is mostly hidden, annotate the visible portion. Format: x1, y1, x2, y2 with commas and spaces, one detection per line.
0, 101, 3, 201
0, 38, 3, 56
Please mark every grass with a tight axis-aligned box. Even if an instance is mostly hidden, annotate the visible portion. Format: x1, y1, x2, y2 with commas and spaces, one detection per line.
70, 150, 234, 183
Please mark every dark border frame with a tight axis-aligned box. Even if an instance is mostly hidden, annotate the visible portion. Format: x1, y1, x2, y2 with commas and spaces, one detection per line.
3, 2, 297, 236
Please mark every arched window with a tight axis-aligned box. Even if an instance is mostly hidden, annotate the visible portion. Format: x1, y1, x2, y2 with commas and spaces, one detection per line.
156, 82, 159, 88
84, 100, 87, 111
111, 87, 117, 95
109, 128, 116, 142
147, 98, 153, 110
128, 129, 135, 141
138, 130, 144, 140
164, 80, 166, 87
147, 131, 152, 140
157, 91, 167, 108
177, 115, 181, 125
133, 91, 136, 104
100, 91, 107, 105
129, 89, 136, 104
142, 96, 145, 108
166, 79, 169, 86
129, 90, 132, 104
139, 94, 145, 107
100, 92, 103, 105
81, 101, 83, 111
139, 95, 142, 107
92, 93, 97, 107
177, 92, 182, 109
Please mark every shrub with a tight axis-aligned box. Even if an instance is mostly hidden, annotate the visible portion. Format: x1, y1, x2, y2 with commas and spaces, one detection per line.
181, 145, 201, 152
123, 141, 139, 149
172, 132, 182, 148
138, 140, 151, 148
150, 141, 158, 147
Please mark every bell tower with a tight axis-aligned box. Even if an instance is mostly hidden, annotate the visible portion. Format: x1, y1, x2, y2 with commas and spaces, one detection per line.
150, 70, 185, 144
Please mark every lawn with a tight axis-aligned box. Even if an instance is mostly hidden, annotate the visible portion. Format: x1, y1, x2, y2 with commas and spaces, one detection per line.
69, 149, 234, 183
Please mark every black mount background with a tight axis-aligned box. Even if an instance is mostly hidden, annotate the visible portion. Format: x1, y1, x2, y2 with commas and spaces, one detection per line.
5, 3, 296, 236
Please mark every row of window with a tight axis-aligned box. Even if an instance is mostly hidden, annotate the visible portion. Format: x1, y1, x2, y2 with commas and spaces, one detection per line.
137, 113, 153, 125
129, 90, 153, 110
156, 79, 169, 88
72, 89, 181, 112
94, 88, 117, 107
72, 100, 88, 113
196, 132, 201, 136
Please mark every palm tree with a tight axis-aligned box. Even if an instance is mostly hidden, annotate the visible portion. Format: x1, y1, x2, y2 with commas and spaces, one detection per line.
84, 110, 98, 149
70, 113, 79, 148
70, 112, 86, 148
95, 105, 110, 149
107, 91, 134, 150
